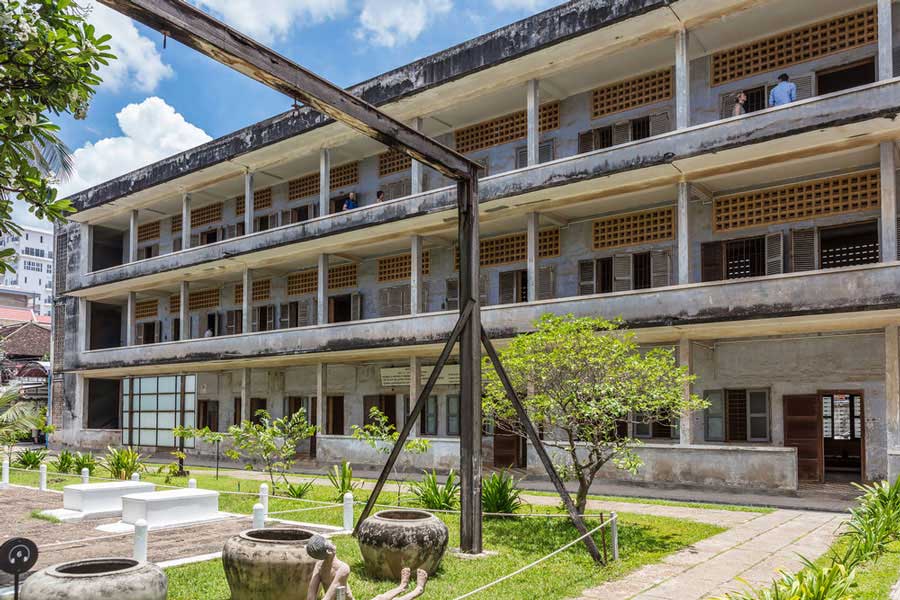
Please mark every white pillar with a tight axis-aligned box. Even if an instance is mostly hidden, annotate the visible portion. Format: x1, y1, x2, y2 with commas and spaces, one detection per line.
244, 170, 254, 235
316, 363, 328, 435
881, 142, 898, 262
887, 326, 900, 481
188, 478, 197, 489
252, 503, 265, 529
242, 268, 252, 334
317, 254, 328, 325
133, 519, 148, 561
409, 356, 421, 439
259, 483, 269, 515
128, 209, 139, 262
526, 212, 539, 301
131, 472, 140, 481
81, 467, 89, 484
675, 28, 691, 130
411, 236, 423, 315
410, 118, 425, 195
319, 148, 331, 216
179, 281, 189, 340
343, 492, 354, 530
678, 338, 694, 445
39, 464, 47, 491
241, 367, 251, 425
126, 292, 136, 346
79, 222, 92, 275
677, 181, 691, 284
526, 79, 540, 166
879, 0, 894, 80
181, 193, 191, 250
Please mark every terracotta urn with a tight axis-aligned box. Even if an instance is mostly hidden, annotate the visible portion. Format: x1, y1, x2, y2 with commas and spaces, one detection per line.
222, 528, 318, 599
21, 558, 167, 600
356, 509, 449, 580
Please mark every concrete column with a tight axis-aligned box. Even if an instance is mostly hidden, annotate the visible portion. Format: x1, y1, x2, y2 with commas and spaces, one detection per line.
526, 212, 538, 301
126, 292, 136, 346
409, 356, 421, 438
675, 28, 691, 130
678, 338, 694, 445
410, 118, 425, 195
319, 148, 331, 216
317, 254, 328, 325
241, 368, 251, 426
79, 223, 92, 275
242, 268, 252, 334
526, 79, 540, 166
77, 297, 88, 352
244, 170, 254, 235
316, 363, 328, 435
881, 142, 897, 262
886, 326, 900, 481
677, 181, 691, 284
181, 193, 191, 251
878, 0, 894, 80
128, 210, 138, 262
410, 236, 423, 315
179, 281, 189, 340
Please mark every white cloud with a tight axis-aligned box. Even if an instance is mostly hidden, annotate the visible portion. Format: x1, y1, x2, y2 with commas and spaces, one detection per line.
356, 0, 452, 47
190, 0, 348, 44
58, 97, 212, 198
86, 1, 173, 92
489, 0, 554, 10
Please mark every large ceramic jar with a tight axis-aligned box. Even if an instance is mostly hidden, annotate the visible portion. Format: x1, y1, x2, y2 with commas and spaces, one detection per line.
222, 528, 318, 600
21, 558, 167, 600
356, 509, 449, 580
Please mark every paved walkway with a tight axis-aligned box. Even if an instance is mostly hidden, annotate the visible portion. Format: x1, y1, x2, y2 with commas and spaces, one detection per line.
578, 509, 844, 600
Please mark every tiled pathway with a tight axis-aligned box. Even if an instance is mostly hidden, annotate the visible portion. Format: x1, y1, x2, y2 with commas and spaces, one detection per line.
577, 509, 844, 600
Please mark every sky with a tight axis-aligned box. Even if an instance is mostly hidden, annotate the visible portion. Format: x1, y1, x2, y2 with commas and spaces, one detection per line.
14, 0, 558, 230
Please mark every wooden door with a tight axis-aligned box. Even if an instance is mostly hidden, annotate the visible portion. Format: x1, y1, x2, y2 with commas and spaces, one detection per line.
783, 395, 823, 482
494, 432, 525, 468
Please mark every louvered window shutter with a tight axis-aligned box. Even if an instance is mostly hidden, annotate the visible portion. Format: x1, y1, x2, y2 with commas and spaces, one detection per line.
793, 75, 815, 101
446, 279, 459, 311
537, 266, 555, 300
226, 310, 235, 335
225, 225, 236, 240
578, 131, 594, 154
720, 91, 740, 119
378, 288, 390, 317
701, 242, 724, 282
237, 222, 245, 236
499, 271, 516, 304
235, 310, 243, 334
612, 121, 632, 146
791, 229, 818, 272
401, 284, 411, 314
266, 305, 275, 330
895, 48, 900, 78
515, 147, 528, 169
350, 293, 362, 321
154, 321, 161, 343
251, 307, 259, 332
539, 141, 554, 164
135, 324, 143, 345
650, 252, 671, 288
765, 232, 784, 275
281, 210, 292, 226
173, 237, 182, 252
612, 254, 633, 292
271, 212, 280, 227
479, 275, 489, 306
421, 282, 429, 312
191, 234, 200, 247
279, 304, 290, 329
649, 112, 671, 136
578, 260, 596, 295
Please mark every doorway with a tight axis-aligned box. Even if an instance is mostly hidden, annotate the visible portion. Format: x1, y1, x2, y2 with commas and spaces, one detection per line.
494, 429, 526, 469
816, 59, 875, 95
783, 394, 823, 482
821, 391, 865, 482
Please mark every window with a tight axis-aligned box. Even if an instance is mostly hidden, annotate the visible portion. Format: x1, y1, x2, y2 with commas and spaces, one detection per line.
704, 389, 769, 442
818, 221, 879, 269
86, 379, 121, 429
631, 116, 651, 141
282, 204, 316, 225
702, 234, 782, 282
498, 269, 528, 304
23, 260, 42, 272
138, 245, 158, 260
122, 376, 196, 447
578, 127, 613, 153
822, 393, 862, 440
633, 414, 678, 440
577, 257, 614, 296
515, 140, 555, 169
198, 400, 219, 432
632, 252, 651, 290
328, 293, 361, 323
420, 396, 438, 436
254, 214, 272, 233
285, 396, 311, 421
327, 396, 344, 435
233, 397, 242, 425
817, 59, 875, 96
447, 395, 460, 437
199, 229, 219, 245
250, 398, 266, 424
252, 305, 275, 332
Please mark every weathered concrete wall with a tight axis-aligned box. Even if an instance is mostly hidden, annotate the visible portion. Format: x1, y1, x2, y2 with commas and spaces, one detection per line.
317, 436, 463, 472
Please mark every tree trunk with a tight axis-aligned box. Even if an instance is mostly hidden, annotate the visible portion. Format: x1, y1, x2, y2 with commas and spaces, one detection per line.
575, 484, 589, 516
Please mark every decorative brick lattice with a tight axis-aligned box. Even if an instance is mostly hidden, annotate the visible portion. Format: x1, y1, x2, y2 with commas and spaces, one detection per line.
593, 207, 675, 249
591, 68, 673, 119
287, 270, 318, 296
379, 149, 412, 177
328, 263, 357, 290
252, 279, 271, 302
169, 295, 180, 314
191, 203, 223, 227
331, 162, 359, 189
189, 289, 219, 311
454, 102, 560, 154
171, 215, 182, 233
710, 8, 877, 86
455, 228, 560, 269
288, 162, 360, 199
235, 188, 273, 216
377, 251, 431, 282
714, 170, 880, 232
135, 300, 158, 319
137, 221, 160, 242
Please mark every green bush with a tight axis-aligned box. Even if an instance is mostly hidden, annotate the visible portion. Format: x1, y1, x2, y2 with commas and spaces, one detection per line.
719, 558, 854, 600
327, 461, 361, 503
73, 451, 97, 475
50, 449, 76, 474
102, 446, 145, 480
280, 478, 314, 499
481, 469, 523, 515
411, 469, 459, 511
14, 448, 47, 469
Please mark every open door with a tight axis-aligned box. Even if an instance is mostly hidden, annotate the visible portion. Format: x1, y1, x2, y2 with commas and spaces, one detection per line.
783, 395, 823, 482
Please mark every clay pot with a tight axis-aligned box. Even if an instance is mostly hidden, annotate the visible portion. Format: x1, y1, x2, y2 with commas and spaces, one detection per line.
21, 558, 166, 600
222, 528, 318, 600
356, 509, 449, 580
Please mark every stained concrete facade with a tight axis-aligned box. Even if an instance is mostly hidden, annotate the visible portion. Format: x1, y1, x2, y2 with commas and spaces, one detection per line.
51, 0, 900, 493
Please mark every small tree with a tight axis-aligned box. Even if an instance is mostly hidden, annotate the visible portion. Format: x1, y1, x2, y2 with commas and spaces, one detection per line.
0, 387, 50, 461
483, 314, 705, 514
225, 409, 317, 489
173, 426, 227, 479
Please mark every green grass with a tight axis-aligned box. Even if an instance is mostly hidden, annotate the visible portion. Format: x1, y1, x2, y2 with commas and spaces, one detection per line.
166, 511, 723, 600
29, 509, 60, 523
523, 489, 773, 514
813, 537, 900, 600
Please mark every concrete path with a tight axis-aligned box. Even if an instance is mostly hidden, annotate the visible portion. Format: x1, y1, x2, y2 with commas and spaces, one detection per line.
578, 509, 844, 600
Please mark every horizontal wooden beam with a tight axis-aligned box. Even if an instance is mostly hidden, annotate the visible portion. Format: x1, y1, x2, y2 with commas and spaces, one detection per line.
97, 0, 477, 180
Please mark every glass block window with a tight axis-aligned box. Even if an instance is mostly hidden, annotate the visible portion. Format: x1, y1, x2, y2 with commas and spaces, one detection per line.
122, 375, 196, 448
379, 149, 412, 177
591, 68, 673, 119
137, 221, 160, 242
592, 207, 675, 250
454, 102, 560, 154
135, 300, 158, 319
287, 270, 318, 296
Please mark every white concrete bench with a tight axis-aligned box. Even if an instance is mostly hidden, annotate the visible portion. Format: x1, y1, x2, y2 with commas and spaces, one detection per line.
41, 481, 155, 522
120, 488, 221, 530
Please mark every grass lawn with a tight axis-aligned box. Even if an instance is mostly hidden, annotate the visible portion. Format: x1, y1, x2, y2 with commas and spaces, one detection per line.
814, 537, 900, 600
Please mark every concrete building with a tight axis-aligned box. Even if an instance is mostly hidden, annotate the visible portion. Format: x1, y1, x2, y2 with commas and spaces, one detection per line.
50, 0, 900, 493
1, 225, 55, 316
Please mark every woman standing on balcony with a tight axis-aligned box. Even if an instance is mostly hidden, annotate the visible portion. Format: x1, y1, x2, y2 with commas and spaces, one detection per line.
732, 91, 748, 117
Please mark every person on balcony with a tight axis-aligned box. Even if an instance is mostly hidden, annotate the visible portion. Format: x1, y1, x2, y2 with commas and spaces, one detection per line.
376, 190, 385, 202
342, 192, 358, 211
732, 91, 748, 117
769, 74, 797, 107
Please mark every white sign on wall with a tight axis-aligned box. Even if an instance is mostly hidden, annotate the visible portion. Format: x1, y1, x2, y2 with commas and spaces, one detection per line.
380, 364, 460, 387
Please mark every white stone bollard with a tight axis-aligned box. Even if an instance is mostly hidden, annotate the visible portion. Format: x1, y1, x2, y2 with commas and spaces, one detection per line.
131, 472, 140, 481
81, 467, 90, 484
343, 492, 354, 531
133, 519, 148, 562
1, 459, 8, 487
610, 512, 619, 562
252, 503, 265, 529
188, 478, 197, 489
259, 483, 269, 516
39, 464, 48, 491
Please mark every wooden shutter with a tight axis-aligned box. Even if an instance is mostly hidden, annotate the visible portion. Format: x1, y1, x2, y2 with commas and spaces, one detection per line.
650, 251, 671, 288
266, 305, 275, 330
281, 210, 292, 226
479, 275, 489, 306
379, 286, 408, 317
612, 121, 632, 145
783, 394, 823, 482
701, 242, 724, 282
279, 304, 290, 329
135, 324, 143, 345
446, 279, 459, 311
538, 141, 554, 164
499, 271, 516, 304
537, 266, 555, 300
649, 112, 671, 136
225, 310, 235, 335
295, 299, 312, 327
791, 229, 818, 272
793, 74, 815, 101
154, 321, 161, 343
401, 285, 411, 314
578, 260, 596, 295
515, 147, 528, 169
350, 293, 362, 321
612, 254, 633, 292
190, 234, 200, 247
765, 232, 784, 275
251, 307, 259, 332
578, 131, 594, 154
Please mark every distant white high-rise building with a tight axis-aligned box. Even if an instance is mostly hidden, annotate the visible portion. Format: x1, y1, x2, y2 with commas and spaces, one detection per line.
0, 225, 54, 316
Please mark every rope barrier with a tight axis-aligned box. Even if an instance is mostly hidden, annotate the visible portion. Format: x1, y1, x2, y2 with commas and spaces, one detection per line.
266, 503, 343, 516
356, 500, 609, 519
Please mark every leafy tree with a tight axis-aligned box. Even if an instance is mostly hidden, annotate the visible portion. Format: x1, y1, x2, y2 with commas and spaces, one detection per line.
483, 314, 706, 514
1, 0, 114, 272
174, 426, 227, 479
0, 386, 51, 461
225, 409, 317, 489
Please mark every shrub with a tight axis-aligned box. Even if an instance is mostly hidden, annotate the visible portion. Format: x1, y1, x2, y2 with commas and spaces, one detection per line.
481, 469, 523, 514
14, 448, 47, 469
50, 449, 76, 474
327, 461, 361, 503
102, 446, 145, 480
717, 558, 854, 600
411, 469, 459, 511
73, 451, 97, 475
280, 478, 314, 499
